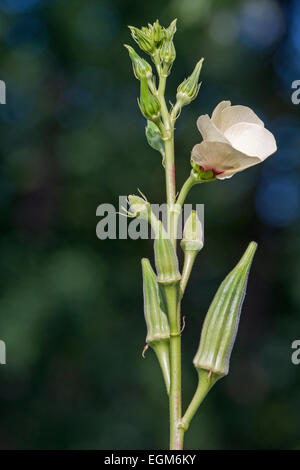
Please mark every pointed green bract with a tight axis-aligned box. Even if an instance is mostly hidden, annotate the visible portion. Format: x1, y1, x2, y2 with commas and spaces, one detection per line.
142, 258, 171, 393
165, 19, 177, 38
193, 242, 257, 377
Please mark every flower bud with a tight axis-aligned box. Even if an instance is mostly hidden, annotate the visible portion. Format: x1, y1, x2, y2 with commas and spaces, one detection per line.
159, 19, 176, 67
160, 37, 176, 65
193, 242, 257, 377
154, 222, 181, 285
142, 258, 170, 392
128, 26, 155, 54
176, 59, 204, 106
181, 211, 203, 253
151, 19, 165, 46
124, 45, 152, 80
128, 194, 150, 220
138, 78, 161, 121
127, 193, 162, 237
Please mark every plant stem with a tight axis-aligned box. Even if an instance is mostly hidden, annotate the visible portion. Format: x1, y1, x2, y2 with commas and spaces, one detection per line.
176, 174, 196, 208
155, 57, 183, 449
152, 341, 171, 395
164, 284, 184, 449
180, 369, 220, 432
180, 251, 198, 298
158, 73, 176, 211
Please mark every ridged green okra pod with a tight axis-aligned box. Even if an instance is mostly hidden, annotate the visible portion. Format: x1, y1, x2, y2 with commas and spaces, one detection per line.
180, 242, 258, 432
194, 241, 257, 377
142, 258, 170, 393
154, 221, 181, 286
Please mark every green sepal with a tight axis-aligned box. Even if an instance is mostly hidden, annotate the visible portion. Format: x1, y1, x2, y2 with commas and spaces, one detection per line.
190, 164, 216, 183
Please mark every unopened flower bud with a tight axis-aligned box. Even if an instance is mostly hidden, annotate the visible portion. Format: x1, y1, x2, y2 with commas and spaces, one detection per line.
124, 45, 152, 80
151, 19, 165, 46
160, 37, 176, 65
142, 258, 170, 392
176, 59, 204, 106
128, 26, 155, 54
193, 242, 257, 377
181, 211, 203, 253
138, 78, 161, 121
128, 194, 150, 220
127, 193, 162, 237
154, 222, 181, 285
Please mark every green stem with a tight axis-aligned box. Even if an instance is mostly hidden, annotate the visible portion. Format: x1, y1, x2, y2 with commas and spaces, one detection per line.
164, 138, 176, 210
175, 173, 216, 242
152, 341, 171, 395
157, 67, 175, 212
164, 284, 183, 450
180, 369, 220, 432
180, 251, 198, 298
155, 56, 183, 449
176, 174, 197, 208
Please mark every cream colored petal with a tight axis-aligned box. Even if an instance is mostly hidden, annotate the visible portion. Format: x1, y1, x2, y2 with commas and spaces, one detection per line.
191, 141, 262, 179
224, 122, 277, 160
211, 100, 231, 129
218, 105, 264, 132
196, 114, 229, 144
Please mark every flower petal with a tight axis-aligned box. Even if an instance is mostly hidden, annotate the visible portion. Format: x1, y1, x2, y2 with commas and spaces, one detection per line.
197, 114, 229, 143
224, 122, 277, 160
191, 141, 262, 179
218, 105, 264, 132
211, 100, 231, 129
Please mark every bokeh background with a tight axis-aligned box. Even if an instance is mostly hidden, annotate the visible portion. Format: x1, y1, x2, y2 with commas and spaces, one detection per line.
0, 0, 299, 450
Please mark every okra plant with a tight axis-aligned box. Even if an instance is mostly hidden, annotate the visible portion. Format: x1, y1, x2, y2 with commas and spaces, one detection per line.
123, 19, 277, 450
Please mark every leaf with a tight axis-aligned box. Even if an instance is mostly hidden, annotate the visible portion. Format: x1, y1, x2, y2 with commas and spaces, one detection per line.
145, 121, 166, 166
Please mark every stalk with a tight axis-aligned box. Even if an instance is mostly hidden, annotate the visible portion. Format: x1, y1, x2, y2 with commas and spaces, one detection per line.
180, 251, 198, 298
155, 57, 183, 449
180, 369, 220, 432
164, 285, 183, 449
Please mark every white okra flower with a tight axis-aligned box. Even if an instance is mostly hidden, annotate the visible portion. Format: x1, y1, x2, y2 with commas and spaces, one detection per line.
191, 100, 277, 179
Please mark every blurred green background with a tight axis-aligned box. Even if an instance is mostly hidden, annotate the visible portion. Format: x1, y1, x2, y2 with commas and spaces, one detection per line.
0, 0, 299, 450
